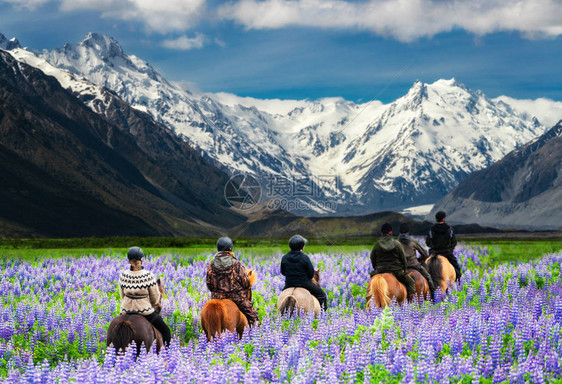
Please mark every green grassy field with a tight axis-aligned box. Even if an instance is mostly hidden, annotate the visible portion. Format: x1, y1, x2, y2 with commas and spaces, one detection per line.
1, 237, 560, 266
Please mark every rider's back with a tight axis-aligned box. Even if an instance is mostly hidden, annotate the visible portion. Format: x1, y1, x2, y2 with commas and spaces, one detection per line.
206, 252, 250, 298
119, 268, 160, 315
281, 250, 314, 287
370, 236, 406, 272
426, 223, 457, 255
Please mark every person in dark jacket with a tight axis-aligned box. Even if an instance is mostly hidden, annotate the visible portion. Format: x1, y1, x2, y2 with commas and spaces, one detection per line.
206, 237, 259, 326
370, 223, 416, 299
398, 223, 436, 293
281, 235, 328, 311
425, 211, 462, 280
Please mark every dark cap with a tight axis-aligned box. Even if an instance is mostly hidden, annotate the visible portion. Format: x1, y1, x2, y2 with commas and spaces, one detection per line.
216, 237, 234, 252
399, 223, 410, 234
381, 223, 392, 235
127, 246, 144, 261
289, 235, 307, 251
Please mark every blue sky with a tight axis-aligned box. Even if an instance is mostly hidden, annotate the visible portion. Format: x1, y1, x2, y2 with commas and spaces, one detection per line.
1, 0, 561, 103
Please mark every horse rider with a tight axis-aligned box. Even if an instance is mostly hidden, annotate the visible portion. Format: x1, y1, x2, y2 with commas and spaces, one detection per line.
281, 235, 328, 311
370, 223, 416, 301
398, 223, 436, 294
119, 246, 171, 347
426, 211, 462, 280
206, 237, 260, 326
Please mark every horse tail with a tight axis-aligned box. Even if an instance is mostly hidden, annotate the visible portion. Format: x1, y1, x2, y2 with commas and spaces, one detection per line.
372, 275, 391, 308
110, 320, 135, 352
202, 301, 226, 340
280, 296, 297, 317
428, 256, 444, 289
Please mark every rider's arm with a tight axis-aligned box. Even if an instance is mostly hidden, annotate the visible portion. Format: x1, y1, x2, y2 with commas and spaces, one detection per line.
148, 273, 161, 307
396, 242, 407, 271
303, 254, 314, 279
237, 263, 251, 290
414, 240, 428, 261
450, 228, 458, 249
118, 283, 124, 300
206, 265, 215, 291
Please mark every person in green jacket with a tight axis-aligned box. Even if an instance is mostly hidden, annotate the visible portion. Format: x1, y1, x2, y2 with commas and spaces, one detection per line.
370, 223, 416, 300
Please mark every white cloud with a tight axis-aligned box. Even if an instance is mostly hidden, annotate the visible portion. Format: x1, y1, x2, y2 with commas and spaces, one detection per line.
162, 34, 207, 50
59, 0, 207, 33
0, 0, 50, 10
217, 0, 562, 42
495, 96, 562, 128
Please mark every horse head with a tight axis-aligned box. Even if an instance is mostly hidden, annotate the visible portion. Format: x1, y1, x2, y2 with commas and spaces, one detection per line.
246, 269, 257, 286
313, 269, 321, 286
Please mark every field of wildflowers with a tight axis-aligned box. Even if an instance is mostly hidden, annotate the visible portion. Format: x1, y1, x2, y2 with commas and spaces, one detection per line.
1, 244, 562, 383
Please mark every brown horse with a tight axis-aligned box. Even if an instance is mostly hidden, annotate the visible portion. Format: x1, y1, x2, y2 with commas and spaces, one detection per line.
407, 269, 430, 302
106, 279, 165, 354
366, 273, 407, 309
425, 255, 456, 295
201, 269, 256, 341
277, 270, 321, 317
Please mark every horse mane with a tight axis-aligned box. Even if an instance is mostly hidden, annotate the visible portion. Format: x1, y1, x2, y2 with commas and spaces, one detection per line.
427, 256, 444, 286
109, 320, 136, 352
279, 296, 297, 317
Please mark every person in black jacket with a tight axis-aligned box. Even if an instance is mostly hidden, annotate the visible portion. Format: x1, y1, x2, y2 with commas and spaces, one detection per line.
426, 211, 462, 280
281, 235, 328, 311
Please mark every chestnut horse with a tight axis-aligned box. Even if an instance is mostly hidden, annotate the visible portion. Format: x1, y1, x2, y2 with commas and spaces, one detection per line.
201, 269, 256, 341
407, 269, 430, 302
424, 255, 456, 295
277, 270, 321, 317
106, 279, 165, 354
366, 273, 407, 309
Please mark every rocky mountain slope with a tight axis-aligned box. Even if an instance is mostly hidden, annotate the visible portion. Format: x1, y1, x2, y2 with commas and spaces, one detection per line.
429, 121, 562, 230
0, 48, 244, 237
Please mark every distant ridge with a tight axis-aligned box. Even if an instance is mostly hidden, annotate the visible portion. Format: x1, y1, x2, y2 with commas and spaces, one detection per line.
429, 121, 562, 230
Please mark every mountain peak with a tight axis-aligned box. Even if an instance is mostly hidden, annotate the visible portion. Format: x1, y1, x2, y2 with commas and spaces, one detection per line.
80, 32, 124, 59
0, 33, 21, 50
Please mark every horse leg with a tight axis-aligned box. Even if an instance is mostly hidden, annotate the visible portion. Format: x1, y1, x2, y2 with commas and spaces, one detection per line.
151, 326, 163, 353
236, 312, 248, 339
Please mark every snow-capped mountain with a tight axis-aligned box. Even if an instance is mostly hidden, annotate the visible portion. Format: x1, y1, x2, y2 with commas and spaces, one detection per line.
5, 33, 548, 214
0, 33, 20, 50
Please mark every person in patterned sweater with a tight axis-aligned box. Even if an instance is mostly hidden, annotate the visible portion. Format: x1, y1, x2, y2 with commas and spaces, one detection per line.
206, 237, 259, 326
119, 247, 171, 346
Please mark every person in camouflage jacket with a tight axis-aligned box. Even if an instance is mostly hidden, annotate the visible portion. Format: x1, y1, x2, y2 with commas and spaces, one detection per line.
206, 237, 259, 326
397, 223, 436, 293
